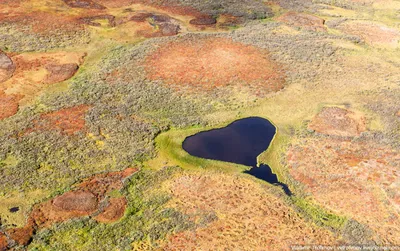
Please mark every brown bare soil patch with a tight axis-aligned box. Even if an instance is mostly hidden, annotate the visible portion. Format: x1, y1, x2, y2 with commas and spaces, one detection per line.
0, 91, 23, 120
0, 51, 15, 83
277, 11, 326, 32
28, 105, 91, 135
163, 174, 336, 250
44, 63, 79, 84
145, 37, 285, 92
62, 0, 105, 9
94, 197, 127, 223
287, 138, 400, 244
189, 16, 217, 26
308, 107, 366, 137
53, 191, 98, 212
338, 21, 400, 45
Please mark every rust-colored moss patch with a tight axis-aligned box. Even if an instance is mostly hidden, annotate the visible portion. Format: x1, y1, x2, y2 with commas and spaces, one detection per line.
163, 174, 336, 250
29, 105, 91, 135
308, 107, 366, 137
287, 138, 400, 243
0, 91, 23, 120
0, 233, 7, 251
145, 37, 285, 92
277, 11, 326, 32
94, 197, 127, 223
338, 21, 400, 45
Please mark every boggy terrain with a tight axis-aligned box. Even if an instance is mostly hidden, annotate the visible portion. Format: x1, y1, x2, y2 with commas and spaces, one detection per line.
0, 0, 399, 250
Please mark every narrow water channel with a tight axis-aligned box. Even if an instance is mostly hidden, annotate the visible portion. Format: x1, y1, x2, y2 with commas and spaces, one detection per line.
182, 117, 292, 196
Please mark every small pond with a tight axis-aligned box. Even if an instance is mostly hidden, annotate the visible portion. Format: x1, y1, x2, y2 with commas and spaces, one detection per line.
182, 117, 292, 196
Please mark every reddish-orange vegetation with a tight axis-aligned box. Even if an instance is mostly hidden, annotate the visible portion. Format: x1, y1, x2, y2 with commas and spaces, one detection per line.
308, 107, 366, 137
163, 174, 335, 250
28, 105, 91, 135
287, 138, 400, 243
6, 224, 35, 246
145, 37, 285, 92
44, 63, 79, 84
0, 233, 7, 251
0, 51, 15, 83
3, 168, 138, 247
94, 197, 128, 223
0, 10, 84, 34
277, 11, 326, 32
338, 21, 400, 45
0, 91, 23, 120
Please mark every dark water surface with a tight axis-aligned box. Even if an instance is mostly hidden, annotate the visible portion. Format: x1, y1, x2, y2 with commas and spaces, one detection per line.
9, 207, 19, 213
182, 117, 292, 196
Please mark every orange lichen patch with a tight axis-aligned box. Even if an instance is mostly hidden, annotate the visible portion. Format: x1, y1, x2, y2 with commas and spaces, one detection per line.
44, 63, 79, 84
0, 233, 7, 251
277, 11, 326, 32
338, 21, 400, 45
308, 107, 366, 137
28, 105, 90, 135
145, 37, 285, 92
0, 51, 15, 83
94, 197, 127, 223
162, 174, 336, 250
0, 91, 23, 120
287, 138, 400, 243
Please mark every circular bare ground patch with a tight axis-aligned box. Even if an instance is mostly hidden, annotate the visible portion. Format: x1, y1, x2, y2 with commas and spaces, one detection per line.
145, 37, 285, 92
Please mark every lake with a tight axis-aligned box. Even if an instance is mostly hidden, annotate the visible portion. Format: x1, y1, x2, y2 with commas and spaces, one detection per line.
182, 117, 292, 196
